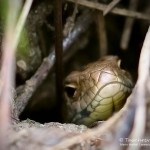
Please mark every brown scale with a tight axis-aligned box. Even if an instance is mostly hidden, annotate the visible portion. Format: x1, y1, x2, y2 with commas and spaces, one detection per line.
64, 56, 133, 127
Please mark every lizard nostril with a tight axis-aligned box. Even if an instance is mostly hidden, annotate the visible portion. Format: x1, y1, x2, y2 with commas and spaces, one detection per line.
64, 86, 76, 98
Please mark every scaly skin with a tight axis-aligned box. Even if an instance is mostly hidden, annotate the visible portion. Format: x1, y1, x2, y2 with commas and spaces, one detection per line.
64, 56, 133, 127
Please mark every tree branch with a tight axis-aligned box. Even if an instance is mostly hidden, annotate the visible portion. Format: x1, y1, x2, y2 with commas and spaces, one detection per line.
67, 0, 150, 21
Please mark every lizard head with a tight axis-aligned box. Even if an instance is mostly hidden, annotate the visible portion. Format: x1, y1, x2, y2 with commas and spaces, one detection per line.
63, 56, 133, 127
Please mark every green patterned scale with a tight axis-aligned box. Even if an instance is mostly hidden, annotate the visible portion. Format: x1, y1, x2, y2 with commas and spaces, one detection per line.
64, 56, 133, 127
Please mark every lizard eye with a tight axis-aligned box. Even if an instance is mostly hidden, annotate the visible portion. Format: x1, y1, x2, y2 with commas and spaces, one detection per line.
64, 85, 77, 98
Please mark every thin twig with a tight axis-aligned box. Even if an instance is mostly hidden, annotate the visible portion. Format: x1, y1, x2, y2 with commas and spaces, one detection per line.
0, 0, 30, 149
103, 0, 121, 16
13, 0, 33, 120
63, 0, 78, 36
67, 0, 150, 21
54, 0, 63, 120
127, 26, 150, 150
120, 0, 139, 50
95, 12, 108, 56
14, 0, 33, 51
0, 0, 21, 133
